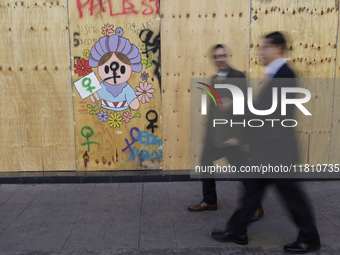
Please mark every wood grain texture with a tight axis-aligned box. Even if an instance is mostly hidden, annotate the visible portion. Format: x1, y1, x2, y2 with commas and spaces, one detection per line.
329, 2, 340, 164
0, 0, 75, 171
161, 0, 251, 170
69, 0, 162, 170
250, 0, 338, 165
0, 0, 339, 172
250, 0, 337, 78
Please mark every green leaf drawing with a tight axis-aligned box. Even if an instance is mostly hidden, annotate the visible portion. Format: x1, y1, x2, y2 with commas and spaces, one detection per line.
141, 59, 148, 64
89, 110, 96, 115
146, 62, 152, 69
94, 105, 99, 111
133, 113, 141, 118
87, 104, 93, 108
147, 54, 152, 61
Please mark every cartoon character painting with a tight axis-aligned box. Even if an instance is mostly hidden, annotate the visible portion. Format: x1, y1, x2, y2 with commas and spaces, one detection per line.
88, 34, 142, 112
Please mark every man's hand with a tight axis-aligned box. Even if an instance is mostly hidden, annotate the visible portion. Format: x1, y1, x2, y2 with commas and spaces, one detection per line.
219, 97, 233, 111
223, 138, 240, 147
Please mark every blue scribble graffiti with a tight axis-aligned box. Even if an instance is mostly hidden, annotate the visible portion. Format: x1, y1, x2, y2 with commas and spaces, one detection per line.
122, 127, 162, 163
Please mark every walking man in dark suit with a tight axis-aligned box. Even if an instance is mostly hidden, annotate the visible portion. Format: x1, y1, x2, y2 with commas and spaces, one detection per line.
188, 44, 263, 222
211, 32, 320, 254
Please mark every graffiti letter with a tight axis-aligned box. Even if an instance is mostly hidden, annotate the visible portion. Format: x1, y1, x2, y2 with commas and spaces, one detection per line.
127, 146, 139, 162
141, 0, 154, 15
137, 131, 148, 145
122, 0, 138, 15
139, 30, 161, 88
149, 0, 159, 14
122, 127, 140, 152
141, 149, 150, 161
77, 0, 90, 18
89, 0, 107, 15
139, 30, 160, 55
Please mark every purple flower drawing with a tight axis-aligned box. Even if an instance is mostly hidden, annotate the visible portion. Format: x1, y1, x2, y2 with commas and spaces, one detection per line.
115, 27, 124, 37
140, 71, 149, 81
97, 111, 108, 122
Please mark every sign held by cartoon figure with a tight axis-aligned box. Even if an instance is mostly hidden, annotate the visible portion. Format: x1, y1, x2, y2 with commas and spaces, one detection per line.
74, 72, 102, 100
87, 34, 142, 112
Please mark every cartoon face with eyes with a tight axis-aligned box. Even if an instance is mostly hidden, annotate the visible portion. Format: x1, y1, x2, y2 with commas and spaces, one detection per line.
97, 52, 132, 85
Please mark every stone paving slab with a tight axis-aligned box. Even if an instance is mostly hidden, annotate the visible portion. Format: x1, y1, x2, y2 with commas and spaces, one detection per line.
0, 181, 338, 254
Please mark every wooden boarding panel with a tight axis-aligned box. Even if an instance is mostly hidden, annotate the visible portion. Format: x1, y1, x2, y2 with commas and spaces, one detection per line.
329, 2, 340, 165
69, 0, 162, 170
161, 0, 250, 170
250, 0, 337, 165
0, 0, 338, 172
0, 0, 75, 171
250, 0, 337, 78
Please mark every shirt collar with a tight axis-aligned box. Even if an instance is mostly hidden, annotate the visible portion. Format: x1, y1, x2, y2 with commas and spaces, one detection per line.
263, 58, 290, 77
214, 68, 230, 78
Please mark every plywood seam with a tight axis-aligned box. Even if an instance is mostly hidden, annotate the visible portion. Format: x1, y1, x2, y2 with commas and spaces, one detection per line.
66, 0, 77, 171
248, 0, 253, 75
328, 1, 340, 165
158, 0, 163, 170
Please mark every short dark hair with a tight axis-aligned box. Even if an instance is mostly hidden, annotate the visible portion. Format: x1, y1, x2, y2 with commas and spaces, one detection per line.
211, 44, 228, 58
214, 44, 225, 51
265, 31, 286, 46
98, 51, 131, 66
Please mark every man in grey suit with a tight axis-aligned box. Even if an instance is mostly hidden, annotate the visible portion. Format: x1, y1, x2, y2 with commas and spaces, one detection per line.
211, 32, 320, 254
188, 45, 263, 222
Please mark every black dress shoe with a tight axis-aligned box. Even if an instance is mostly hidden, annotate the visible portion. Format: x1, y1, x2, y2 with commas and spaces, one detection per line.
283, 241, 320, 254
211, 230, 248, 245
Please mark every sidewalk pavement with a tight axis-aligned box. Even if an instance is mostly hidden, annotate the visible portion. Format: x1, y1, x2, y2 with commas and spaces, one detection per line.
0, 181, 339, 255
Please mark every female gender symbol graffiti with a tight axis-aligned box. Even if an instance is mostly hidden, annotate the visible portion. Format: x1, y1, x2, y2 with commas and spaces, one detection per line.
146, 110, 158, 133
81, 126, 100, 152
82, 78, 96, 93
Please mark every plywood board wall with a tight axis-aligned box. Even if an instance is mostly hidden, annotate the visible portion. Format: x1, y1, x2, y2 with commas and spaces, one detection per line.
1, 0, 339, 172
0, 0, 75, 171
250, 0, 338, 165
69, 0, 162, 170
329, 1, 340, 165
161, 0, 251, 170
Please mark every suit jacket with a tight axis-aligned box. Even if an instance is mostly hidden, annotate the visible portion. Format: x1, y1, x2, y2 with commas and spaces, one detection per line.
248, 63, 298, 166
206, 68, 247, 148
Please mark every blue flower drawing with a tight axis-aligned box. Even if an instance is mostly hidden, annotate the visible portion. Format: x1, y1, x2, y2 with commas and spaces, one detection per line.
140, 71, 149, 81
115, 27, 124, 37
97, 111, 108, 122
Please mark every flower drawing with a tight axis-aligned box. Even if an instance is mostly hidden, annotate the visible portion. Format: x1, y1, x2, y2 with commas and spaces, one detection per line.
83, 49, 90, 58
97, 111, 108, 122
74, 58, 92, 77
115, 27, 124, 36
122, 112, 132, 123
135, 82, 155, 104
102, 23, 114, 36
140, 71, 149, 81
108, 112, 122, 128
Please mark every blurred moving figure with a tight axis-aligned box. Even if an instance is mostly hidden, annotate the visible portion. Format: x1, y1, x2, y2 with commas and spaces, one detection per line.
211, 32, 320, 254
188, 44, 263, 222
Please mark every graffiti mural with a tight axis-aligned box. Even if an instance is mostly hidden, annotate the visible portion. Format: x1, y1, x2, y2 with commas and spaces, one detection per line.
70, 0, 161, 170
